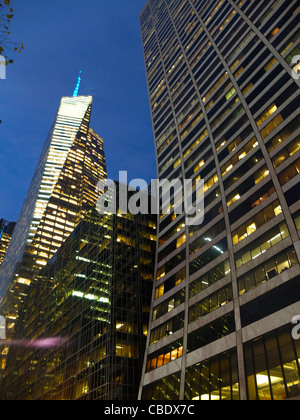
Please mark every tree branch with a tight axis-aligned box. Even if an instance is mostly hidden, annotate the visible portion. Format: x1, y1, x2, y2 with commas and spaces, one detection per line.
0, 0, 24, 64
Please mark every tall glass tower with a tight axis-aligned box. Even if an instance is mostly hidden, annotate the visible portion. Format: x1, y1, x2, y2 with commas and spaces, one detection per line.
0, 187, 156, 400
139, 0, 300, 401
0, 93, 107, 341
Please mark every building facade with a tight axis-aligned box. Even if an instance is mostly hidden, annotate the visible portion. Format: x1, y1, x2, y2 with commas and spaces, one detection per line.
0, 220, 16, 268
1, 192, 156, 400
139, 0, 300, 400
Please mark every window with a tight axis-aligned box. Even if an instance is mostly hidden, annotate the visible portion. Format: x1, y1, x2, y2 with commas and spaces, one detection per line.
227, 193, 241, 207
254, 167, 270, 185
232, 201, 282, 245
155, 283, 164, 300
187, 312, 235, 352
152, 289, 185, 321
256, 104, 278, 126
294, 211, 300, 230
190, 219, 226, 255
235, 222, 290, 269
183, 129, 208, 159
278, 158, 300, 186
190, 239, 228, 275
178, 103, 201, 131
226, 87, 236, 101
142, 372, 181, 400
146, 340, 183, 372
221, 137, 258, 177
180, 111, 203, 139
149, 312, 184, 346
202, 72, 229, 109
154, 268, 185, 301
211, 98, 240, 130
238, 247, 298, 295
156, 266, 166, 281
202, 173, 219, 193
189, 285, 233, 324
266, 116, 300, 153
115, 342, 139, 359
260, 114, 284, 139
176, 233, 186, 248
244, 326, 300, 400
185, 350, 239, 401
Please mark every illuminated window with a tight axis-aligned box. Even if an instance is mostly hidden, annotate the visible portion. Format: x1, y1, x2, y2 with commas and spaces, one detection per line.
156, 266, 166, 281
232, 201, 282, 245
17, 278, 31, 286
257, 104, 278, 126
176, 233, 186, 248
146, 341, 183, 373
235, 222, 290, 268
244, 326, 300, 400
116, 343, 139, 358
226, 87, 236, 101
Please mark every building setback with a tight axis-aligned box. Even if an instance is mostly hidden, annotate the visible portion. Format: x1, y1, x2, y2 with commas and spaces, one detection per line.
0, 220, 16, 268
0, 190, 156, 400
139, 0, 300, 401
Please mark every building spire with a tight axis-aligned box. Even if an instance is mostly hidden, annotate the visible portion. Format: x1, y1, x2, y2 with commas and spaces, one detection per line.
73, 71, 82, 97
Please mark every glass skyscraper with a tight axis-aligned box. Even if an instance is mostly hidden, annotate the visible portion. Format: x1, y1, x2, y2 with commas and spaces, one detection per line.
0, 220, 16, 268
0, 189, 156, 400
139, 0, 300, 400
0, 94, 107, 362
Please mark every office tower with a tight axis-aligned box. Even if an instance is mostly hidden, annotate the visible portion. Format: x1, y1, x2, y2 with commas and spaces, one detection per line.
0, 93, 107, 345
1, 188, 156, 400
0, 220, 16, 268
139, 0, 300, 401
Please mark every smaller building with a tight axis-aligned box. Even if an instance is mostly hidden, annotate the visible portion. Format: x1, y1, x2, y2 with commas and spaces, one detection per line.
0, 219, 16, 268
0, 219, 15, 377
1, 186, 156, 400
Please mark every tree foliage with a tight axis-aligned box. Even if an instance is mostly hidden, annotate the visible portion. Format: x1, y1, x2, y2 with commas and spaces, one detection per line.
0, 0, 23, 64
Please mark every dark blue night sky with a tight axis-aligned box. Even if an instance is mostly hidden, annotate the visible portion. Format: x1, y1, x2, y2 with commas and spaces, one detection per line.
0, 0, 156, 222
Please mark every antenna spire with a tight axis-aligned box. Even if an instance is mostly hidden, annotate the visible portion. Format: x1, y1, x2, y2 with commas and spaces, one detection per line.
73, 71, 82, 97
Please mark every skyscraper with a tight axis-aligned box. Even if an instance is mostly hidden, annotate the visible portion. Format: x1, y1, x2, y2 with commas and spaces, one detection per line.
0, 91, 107, 343
139, 0, 300, 400
1, 187, 156, 400
0, 220, 16, 268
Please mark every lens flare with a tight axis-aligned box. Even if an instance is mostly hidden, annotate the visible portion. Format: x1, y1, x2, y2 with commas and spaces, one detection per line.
0, 337, 68, 348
